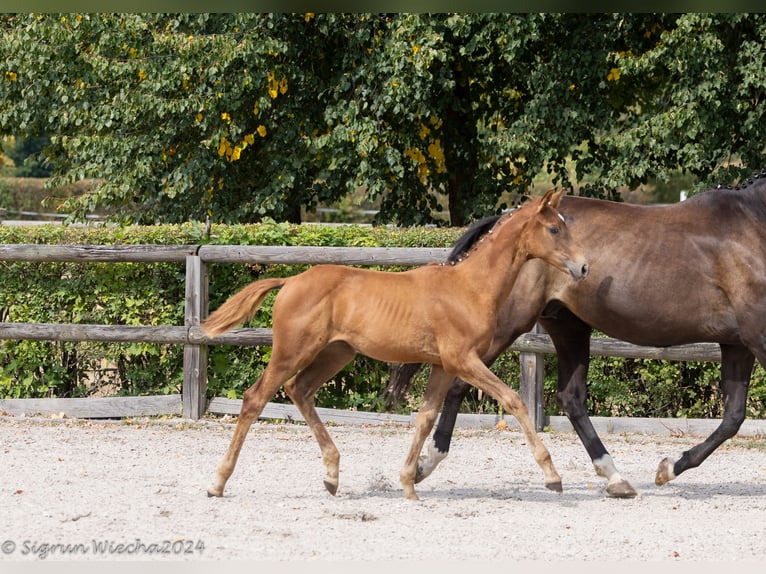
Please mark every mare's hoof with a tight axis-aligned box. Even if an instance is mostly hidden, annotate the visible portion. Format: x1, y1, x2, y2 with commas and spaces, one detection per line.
606, 479, 638, 499
207, 488, 223, 498
324, 479, 338, 496
545, 480, 563, 493
655, 457, 676, 486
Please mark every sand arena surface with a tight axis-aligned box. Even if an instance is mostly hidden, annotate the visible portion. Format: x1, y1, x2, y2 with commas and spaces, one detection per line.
2, 413, 765, 562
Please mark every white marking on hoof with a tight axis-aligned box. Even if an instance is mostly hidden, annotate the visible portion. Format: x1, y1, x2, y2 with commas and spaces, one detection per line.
415, 442, 448, 483
592, 454, 618, 479
593, 454, 638, 498
655, 457, 677, 486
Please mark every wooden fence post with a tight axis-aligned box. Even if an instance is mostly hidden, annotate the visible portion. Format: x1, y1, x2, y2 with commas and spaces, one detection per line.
182, 254, 208, 419
519, 323, 545, 432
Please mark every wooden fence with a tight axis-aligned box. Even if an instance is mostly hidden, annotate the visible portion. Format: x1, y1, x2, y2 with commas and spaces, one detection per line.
0, 242, 734, 433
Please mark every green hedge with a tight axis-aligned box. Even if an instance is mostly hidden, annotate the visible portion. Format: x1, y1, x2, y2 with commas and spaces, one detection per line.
1, 221, 764, 419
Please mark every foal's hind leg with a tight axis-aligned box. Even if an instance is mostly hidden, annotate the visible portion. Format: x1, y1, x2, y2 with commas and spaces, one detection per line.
207, 365, 290, 497
207, 342, 323, 498
450, 354, 562, 493
400, 365, 456, 500
283, 342, 356, 496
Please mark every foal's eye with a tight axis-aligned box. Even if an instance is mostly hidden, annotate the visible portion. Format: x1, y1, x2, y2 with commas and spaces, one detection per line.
549, 226, 560, 235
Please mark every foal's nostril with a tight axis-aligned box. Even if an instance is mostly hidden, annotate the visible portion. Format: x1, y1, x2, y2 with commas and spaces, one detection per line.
581, 263, 589, 278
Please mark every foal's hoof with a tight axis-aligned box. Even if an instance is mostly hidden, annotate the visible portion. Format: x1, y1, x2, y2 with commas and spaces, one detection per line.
545, 480, 563, 493
207, 487, 223, 498
655, 457, 676, 486
606, 479, 638, 499
323, 479, 338, 496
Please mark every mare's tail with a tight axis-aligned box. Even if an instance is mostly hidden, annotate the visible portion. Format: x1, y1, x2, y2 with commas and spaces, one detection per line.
201, 278, 286, 338
384, 362, 426, 410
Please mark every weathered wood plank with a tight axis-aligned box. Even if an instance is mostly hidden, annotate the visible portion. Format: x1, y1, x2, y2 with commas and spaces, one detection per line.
0, 322, 724, 364
187, 326, 274, 346
198, 245, 450, 266
0, 323, 189, 344
203, 400, 766, 437
0, 395, 182, 418
519, 324, 545, 431
207, 397, 413, 425
544, 414, 766, 437
511, 332, 722, 362
183, 255, 208, 419
0, 244, 197, 262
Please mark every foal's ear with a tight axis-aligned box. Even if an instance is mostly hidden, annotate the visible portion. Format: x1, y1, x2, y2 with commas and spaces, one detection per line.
547, 188, 565, 209
538, 188, 559, 212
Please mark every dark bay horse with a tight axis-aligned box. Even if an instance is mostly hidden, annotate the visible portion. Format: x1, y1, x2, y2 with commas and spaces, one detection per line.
201, 189, 589, 500
393, 174, 766, 498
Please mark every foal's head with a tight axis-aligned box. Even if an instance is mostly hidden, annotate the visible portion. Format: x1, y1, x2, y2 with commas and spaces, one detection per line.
519, 189, 589, 281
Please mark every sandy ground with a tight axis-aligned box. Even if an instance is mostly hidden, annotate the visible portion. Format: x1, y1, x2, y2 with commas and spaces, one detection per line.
1, 413, 766, 563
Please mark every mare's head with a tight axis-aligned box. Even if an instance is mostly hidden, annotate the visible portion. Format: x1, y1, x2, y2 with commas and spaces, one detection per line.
519, 189, 589, 281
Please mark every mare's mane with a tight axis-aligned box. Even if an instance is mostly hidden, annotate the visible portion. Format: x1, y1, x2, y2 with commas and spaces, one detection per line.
448, 213, 504, 263
691, 172, 766, 221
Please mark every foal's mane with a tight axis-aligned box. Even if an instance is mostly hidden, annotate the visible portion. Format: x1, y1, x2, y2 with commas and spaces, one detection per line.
447, 213, 504, 264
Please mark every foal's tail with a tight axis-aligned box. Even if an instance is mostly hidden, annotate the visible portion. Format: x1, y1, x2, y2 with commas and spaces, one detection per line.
201, 278, 286, 338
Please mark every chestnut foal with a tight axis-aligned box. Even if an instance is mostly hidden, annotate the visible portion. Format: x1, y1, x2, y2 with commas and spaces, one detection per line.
202, 189, 588, 500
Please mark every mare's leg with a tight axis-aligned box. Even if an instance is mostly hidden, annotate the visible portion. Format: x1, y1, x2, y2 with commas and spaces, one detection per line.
400, 365, 456, 500
656, 343, 754, 485
415, 378, 470, 483
283, 342, 356, 496
542, 310, 636, 498
449, 354, 562, 493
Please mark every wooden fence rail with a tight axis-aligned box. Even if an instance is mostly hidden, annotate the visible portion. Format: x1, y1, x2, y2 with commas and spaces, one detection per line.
0, 243, 724, 430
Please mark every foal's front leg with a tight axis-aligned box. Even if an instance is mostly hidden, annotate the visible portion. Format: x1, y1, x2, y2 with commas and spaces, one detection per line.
453, 355, 563, 493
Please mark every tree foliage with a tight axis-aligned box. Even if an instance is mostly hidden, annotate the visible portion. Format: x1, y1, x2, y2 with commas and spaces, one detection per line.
1, 13, 765, 226
1, 135, 53, 177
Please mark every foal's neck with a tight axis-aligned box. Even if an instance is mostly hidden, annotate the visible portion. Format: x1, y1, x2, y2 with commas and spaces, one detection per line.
449, 211, 530, 309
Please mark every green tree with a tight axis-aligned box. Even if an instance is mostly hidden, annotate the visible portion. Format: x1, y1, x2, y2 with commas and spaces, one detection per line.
2, 135, 54, 177
1, 13, 764, 226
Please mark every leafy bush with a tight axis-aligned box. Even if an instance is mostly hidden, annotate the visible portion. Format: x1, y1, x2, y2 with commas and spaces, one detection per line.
1, 221, 765, 419
0, 221, 460, 412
